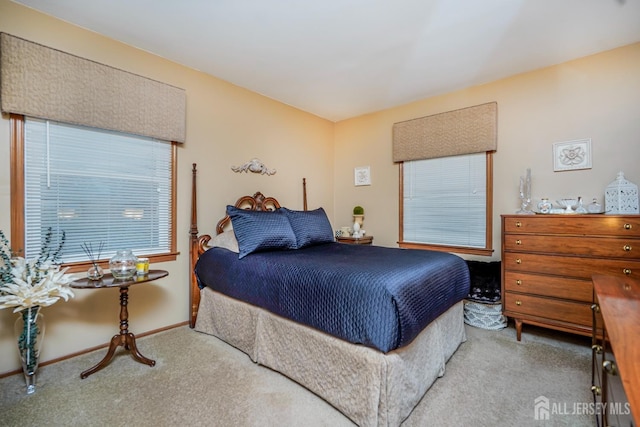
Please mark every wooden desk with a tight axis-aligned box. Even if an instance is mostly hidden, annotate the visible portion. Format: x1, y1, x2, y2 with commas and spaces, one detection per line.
71, 270, 168, 379
592, 274, 639, 426
336, 236, 373, 245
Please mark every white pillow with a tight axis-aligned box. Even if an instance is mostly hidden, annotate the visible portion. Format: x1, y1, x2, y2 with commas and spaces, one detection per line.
210, 230, 239, 253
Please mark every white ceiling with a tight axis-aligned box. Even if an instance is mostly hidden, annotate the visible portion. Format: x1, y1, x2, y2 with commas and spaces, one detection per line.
12, 0, 640, 122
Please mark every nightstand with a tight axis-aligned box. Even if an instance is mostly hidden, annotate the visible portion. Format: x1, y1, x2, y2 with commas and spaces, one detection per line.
336, 236, 373, 245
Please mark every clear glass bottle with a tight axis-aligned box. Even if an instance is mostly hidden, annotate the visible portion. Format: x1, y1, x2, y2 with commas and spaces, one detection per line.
537, 198, 552, 214
87, 264, 104, 280
109, 249, 137, 279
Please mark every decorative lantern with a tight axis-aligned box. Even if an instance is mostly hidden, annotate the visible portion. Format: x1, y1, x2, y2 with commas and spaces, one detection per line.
605, 171, 639, 214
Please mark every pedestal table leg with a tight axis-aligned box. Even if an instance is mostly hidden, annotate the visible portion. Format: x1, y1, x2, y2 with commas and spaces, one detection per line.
80, 286, 155, 379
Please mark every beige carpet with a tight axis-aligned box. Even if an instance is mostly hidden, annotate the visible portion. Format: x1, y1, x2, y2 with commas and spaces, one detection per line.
0, 323, 592, 427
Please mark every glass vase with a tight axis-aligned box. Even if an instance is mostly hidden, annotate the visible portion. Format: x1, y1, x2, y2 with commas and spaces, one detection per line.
109, 249, 137, 279
14, 306, 45, 395
516, 168, 534, 214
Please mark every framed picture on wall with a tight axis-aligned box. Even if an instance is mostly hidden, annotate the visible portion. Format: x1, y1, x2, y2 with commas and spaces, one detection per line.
553, 139, 592, 172
354, 166, 371, 186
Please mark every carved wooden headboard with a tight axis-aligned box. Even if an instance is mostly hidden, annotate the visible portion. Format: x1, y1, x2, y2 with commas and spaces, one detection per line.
214, 192, 282, 235
188, 163, 307, 328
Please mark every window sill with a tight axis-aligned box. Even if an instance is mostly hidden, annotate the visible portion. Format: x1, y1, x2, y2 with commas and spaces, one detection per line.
398, 241, 493, 257
62, 252, 179, 273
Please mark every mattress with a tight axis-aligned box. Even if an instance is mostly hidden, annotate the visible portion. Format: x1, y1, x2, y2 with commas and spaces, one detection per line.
194, 242, 469, 352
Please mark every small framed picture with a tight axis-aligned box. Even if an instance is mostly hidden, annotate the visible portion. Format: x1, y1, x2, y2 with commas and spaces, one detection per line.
553, 139, 592, 172
354, 166, 371, 186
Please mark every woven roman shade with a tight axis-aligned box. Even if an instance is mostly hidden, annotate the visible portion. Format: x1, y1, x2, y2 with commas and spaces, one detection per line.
0, 33, 186, 143
392, 102, 497, 162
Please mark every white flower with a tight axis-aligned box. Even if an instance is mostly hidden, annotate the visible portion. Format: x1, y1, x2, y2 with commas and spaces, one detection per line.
0, 257, 76, 313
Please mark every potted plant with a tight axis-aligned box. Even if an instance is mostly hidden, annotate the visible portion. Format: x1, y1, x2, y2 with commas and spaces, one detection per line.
353, 206, 364, 227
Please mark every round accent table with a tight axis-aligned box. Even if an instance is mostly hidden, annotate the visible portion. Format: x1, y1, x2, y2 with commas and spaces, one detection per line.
70, 269, 168, 379
336, 235, 373, 245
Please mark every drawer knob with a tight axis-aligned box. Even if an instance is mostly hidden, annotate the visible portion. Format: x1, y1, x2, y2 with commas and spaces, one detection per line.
624, 223, 632, 230
516, 279, 522, 286
515, 239, 522, 245
603, 360, 618, 376
591, 344, 602, 354
591, 385, 601, 396
623, 244, 632, 251
515, 221, 522, 228
516, 258, 522, 264
515, 300, 522, 306
623, 268, 632, 276
591, 303, 600, 313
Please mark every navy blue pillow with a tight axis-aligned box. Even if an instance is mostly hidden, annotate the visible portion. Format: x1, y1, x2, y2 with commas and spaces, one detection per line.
281, 207, 334, 249
226, 205, 297, 259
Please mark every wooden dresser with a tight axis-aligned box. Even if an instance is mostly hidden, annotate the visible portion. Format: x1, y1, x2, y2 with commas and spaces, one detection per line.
591, 274, 639, 427
501, 214, 640, 341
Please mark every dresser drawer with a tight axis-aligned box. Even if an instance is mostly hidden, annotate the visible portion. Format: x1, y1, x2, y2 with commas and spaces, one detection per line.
504, 292, 593, 326
503, 215, 640, 236
504, 234, 640, 258
504, 271, 593, 302
503, 252, 640, 280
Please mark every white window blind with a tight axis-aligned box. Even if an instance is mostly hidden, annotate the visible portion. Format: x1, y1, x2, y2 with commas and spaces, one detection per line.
403, 153, 486, 248
24, 118, 173, 263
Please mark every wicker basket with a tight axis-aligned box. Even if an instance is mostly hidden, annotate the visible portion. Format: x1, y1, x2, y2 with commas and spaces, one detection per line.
463, 300, 507, 330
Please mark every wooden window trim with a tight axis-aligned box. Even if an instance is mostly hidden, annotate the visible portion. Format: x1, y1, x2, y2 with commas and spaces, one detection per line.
398, 151, 494, 256
9, 114, 178, 273
9, 114, 25, 258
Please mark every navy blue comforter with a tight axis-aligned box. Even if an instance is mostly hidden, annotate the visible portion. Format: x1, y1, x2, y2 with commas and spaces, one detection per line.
195, 242, 470, 353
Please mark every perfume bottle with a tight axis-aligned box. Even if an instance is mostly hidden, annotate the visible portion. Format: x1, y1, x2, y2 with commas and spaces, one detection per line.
537, 198, 552, 214
575, 197, 587, 214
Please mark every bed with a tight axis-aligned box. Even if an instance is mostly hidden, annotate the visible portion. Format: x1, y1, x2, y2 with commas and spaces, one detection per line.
188, 164, 470, 426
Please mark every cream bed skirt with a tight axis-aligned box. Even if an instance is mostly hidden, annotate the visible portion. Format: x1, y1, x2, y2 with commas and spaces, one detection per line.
194, 287, 466, 427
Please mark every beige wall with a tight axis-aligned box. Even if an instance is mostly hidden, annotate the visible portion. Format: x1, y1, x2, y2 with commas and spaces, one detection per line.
334, 43, 640, 257
1, 0, 639, 376
0, 0, 334, 375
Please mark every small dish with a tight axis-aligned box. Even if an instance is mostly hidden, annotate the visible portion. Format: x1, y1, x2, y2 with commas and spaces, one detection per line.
556, 198, 578, 213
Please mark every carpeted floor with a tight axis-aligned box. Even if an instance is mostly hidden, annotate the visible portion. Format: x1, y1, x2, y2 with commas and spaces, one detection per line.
0, 322, 592, 427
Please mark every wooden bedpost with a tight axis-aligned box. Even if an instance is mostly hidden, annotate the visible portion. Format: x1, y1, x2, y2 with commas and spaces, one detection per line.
189, 163, 200, 328
303, 178, 307, 211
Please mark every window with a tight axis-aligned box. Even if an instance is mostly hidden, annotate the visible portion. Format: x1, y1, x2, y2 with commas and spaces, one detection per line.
11, 116, 177, 269
399, 152, 493, 256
